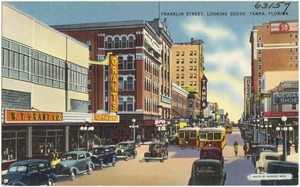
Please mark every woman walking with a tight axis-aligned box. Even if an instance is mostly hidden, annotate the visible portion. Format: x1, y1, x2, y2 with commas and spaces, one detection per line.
234, 141, 239, 157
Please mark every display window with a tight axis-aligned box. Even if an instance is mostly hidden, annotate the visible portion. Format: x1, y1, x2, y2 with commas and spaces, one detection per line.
2, 131, 26, 162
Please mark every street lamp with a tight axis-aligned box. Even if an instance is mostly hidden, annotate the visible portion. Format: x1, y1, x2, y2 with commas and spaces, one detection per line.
157, 120, 166, 142
263, 118, 268, 143
80, 118, 94, 150
129, 118, 139, 142
276, 116, 293, 161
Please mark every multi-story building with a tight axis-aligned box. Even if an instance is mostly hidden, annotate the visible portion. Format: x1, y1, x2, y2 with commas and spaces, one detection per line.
52, 19, 173, 141
243, 76, 251, 120
171, 38, 205, 119
2, 3, 90, 169
249, 20, 298, 119
171, 83, 188, 118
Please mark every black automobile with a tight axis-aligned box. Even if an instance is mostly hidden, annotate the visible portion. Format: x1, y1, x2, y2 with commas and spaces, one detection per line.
188, 159, 226, 185
261, 161, 298, 185
2, 159, 58, 186
55, 150, 95, 181
144, 142, 168, 162
168, 135, 179, 145
89, 145, 117, 170
115, 141, 137, 161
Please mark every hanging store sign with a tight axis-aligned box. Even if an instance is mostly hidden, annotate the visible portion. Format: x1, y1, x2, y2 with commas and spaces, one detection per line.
93, 114, 120, 123
110, 55, 118, 112
5, 110, 63, 123
201, 75, 208, 109
273, 92, 298, 105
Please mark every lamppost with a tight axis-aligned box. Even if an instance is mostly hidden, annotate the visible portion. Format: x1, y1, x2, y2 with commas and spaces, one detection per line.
276, 116, 293, 161
157, 120, 166, 142
129, 118, 139, 142
263, 118, 268, 143
80, 118, 94, 150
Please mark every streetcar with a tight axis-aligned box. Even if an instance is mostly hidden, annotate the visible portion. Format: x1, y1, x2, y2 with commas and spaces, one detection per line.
199, 127, 226, 150
178, 127, 201, 149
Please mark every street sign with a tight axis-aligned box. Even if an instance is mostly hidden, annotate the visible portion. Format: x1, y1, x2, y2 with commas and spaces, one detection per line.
260, 93, 271, 98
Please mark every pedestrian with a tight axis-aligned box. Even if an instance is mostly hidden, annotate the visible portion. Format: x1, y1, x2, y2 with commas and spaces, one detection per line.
270, 136, 275, 145
287, 139, 292, 155
234, 141, 238, 157
275, 135, 281, 147
89, 140, 94, 149
243, 142, 248, 157
294, 138, 298, 153
263, 138, 268, 144
136, 134, 141, 147
48, 149, 55, 164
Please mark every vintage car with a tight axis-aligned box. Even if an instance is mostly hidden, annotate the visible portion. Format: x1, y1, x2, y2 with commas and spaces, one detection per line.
144, 142, 168, 162
255, 152, 283, 174
89, 145, 116, 170
115, 141, 137, 161
200, 146, 224, 168
188, 159, 226, 185
261, 161, 298, 185
55, 150, 95, 181
252, 145, 277, 166
168, 135, 179, 145
2, 159, 58, 186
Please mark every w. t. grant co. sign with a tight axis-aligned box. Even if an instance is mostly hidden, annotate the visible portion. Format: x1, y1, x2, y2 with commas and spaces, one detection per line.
273, 92, 298, 105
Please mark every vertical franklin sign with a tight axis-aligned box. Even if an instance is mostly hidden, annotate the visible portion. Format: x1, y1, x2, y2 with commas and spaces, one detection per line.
201, 75, 208, 109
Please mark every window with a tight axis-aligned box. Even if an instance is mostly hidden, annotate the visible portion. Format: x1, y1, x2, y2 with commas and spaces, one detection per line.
127, 98, 134, 111
78, 154, 85, 160
118, 56, 124, 70
290, 56, 293, 60
181, 59, 184, 64
258, 35, 262, 41
181, 66, 184, 71
176, 74, 179, 79
127, 55, 134, 69
194, 51, 197, 56
181, 51, 185, 56
118, 77, 124, 90
189, 58, 193, 64
181, 74, 184, 78
176, 66, 179, 71
107, 37, 112, 49
121, 36, 127, 48
176, 51, 179, 56
128, 36, 134, 47
88, 79, 92, 90
118, 98, 123, 111
127, 76, 134, 90
190, 51, 193, 56
193, 66, 197, 71
176, 59, 179, 64
114, 37, 120, 48
258, 64, 262, 70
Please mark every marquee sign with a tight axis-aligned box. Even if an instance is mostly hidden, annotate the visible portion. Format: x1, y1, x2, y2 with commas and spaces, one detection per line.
273, 92, 298, 105
201, 75, 208, 109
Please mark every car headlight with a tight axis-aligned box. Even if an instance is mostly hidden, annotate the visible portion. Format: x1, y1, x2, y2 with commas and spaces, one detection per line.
121, 150, 124, 153
3, 178, 9, 184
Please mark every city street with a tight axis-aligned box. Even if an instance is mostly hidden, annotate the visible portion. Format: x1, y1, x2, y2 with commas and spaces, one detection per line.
56, 127, 260, 186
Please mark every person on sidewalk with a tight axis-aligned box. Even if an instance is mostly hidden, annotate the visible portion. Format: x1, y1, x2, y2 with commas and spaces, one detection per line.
294, 137, 298, 153
243, 142, 248, 157
234, 141, 238, 157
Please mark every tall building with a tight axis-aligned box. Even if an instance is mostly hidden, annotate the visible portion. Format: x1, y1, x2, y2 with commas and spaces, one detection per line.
171, 38, 205, 119
249, 20, 298, 118
52, 19, 173, 141
2, 3, 90, 169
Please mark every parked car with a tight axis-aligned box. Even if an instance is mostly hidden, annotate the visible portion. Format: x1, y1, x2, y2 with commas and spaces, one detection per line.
2, 159, 58, 186
55, 150, 95, 181
246, 141, 261, 159
252, 145, 277, 166
144, 142, 168, 162
261, 161, 298, 185
200, 146, 224, 168
89, 145, 116, 170
255, 152, 283, 174
115, 141, 137, 161
188, 159, 226, 185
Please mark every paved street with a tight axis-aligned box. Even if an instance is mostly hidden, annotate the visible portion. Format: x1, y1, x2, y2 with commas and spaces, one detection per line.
56, 127, 263, 186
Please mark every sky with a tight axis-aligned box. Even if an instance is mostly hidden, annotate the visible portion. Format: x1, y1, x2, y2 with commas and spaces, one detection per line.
5, 1, 299, 122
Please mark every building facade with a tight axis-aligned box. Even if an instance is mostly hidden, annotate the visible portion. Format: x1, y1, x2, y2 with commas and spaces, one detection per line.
2, 3, 90, 169
249, 20, 298, 119
52, 19, 173, 141
243, 76, 251, 120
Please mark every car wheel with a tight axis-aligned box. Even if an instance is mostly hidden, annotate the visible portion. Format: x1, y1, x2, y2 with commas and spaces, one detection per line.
112, 157, 116, 166
69, 171, 75, 181
165, 151, 168, 159
87, 165, 92, 175
181, 146, 185, 150
192, 146, 196, 150
160, 158, 164, 163
145, 159, 149, 162
47, 178, 55, 186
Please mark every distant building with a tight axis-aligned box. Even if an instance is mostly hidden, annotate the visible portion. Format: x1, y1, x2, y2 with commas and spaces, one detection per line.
171, 38, 205, 119
243, 76, 251, 120
2, 3, 89, 170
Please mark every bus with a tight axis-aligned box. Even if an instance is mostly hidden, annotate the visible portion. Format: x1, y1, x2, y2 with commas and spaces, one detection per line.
199, 127, 226, 150
178, 127, 201, 149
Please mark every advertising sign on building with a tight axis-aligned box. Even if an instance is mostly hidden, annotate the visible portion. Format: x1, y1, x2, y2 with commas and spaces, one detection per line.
271, 21, 298, 33
5, 110, 63, 123
110, 55, 118, 112
201, 75, 208, 109
273, 92, 298, 105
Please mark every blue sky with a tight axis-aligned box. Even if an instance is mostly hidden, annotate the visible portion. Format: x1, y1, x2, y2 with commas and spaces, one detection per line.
6, 1, 299, 122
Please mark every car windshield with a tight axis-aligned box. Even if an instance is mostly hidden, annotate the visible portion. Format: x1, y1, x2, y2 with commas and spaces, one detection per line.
93, 148, 105, 154
61, 154, 77, 160
196, 165, 219, 173
266, 156, 281, 160
8, 165, 27, 173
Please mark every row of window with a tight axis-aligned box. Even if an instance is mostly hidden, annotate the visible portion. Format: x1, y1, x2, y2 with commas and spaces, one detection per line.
144, 97, 159, 113
175, 51, 198, 56
106, 35, 135, 49
145, 56, 159, 77
257, 55, 298, 63
176, 66, 198, 71
145, 77, 159, 94
258, 33, 298, 41
175, 58, 198, 64
175, 81, 198, 87
175, 74, 198, 79
2, 39, 88, 93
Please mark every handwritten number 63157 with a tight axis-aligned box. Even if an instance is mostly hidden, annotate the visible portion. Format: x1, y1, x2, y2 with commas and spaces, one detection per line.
255, 1, 291, 14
